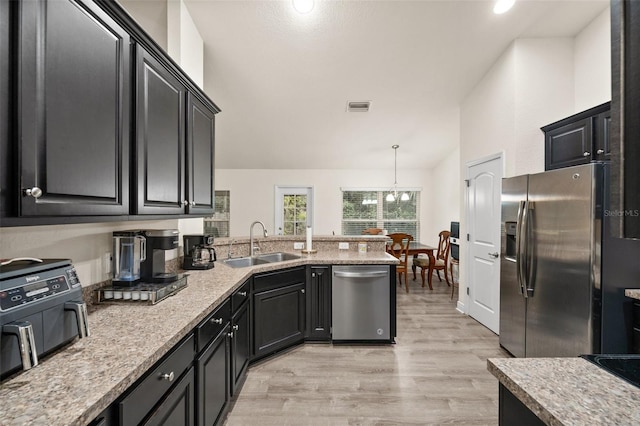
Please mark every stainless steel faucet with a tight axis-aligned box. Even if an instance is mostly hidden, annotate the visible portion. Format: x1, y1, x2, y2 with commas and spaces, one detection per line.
250, 221, 268, 256
228, 239, 235, 259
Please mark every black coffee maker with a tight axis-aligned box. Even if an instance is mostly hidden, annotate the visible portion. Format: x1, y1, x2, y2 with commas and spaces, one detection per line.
183, 235, 216, 270
141, 229, 180, 283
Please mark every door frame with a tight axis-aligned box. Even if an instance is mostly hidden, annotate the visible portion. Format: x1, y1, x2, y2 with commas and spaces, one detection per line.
462, 152, 504, 316
274, 185, 314, 235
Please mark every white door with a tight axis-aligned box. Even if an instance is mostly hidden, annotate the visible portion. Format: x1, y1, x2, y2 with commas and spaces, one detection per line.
275, 186, 314, 236
466, 154, 502, 334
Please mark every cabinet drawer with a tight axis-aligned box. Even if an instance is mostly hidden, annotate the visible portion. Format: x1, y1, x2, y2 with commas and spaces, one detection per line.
197, 299, 231, 353
120, 333, 195, 426
232, 279, 250, 313
253, 267, 306, 293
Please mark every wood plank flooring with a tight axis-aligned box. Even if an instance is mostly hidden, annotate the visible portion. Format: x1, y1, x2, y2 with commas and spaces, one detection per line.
225, 276, 511, 425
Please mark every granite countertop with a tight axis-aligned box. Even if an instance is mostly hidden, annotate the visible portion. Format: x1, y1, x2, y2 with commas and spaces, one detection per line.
0, 251, 397, 426
488, 357, 640, 425
625, 289, 640, 301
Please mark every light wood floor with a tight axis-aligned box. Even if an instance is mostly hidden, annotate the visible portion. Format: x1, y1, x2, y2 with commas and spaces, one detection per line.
225, 275, 511, 425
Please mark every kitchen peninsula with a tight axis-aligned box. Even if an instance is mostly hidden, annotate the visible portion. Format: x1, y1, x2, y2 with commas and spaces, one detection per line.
488, 357, 640, 425
0, 237, 397, 425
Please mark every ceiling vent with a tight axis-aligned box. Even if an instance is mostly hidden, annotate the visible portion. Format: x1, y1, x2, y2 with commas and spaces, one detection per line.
346, 101, 371, 112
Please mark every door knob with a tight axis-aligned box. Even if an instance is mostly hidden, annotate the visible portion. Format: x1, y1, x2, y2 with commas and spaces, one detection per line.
596, 149, 604, 154
583, 152, 590, 157
488, 252, 499, 258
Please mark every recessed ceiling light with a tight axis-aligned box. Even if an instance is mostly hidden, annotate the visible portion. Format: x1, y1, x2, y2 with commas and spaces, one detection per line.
493, 0, 515, 14
292, 0, 314, 14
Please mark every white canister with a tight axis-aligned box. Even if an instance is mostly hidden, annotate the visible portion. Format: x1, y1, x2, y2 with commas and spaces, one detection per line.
358, 242, 367, 254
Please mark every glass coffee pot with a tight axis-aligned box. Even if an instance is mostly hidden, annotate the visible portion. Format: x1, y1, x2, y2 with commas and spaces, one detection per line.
112, 231, 146, 284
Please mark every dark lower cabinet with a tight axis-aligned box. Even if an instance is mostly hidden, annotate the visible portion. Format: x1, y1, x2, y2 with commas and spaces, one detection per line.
252, 268, 306, 360
196, 325, 230, 426
231, 302, 250, 396
145, 366, 196, 426
499, 384, 545, 426
15, 0, 130, 216
542, 102, 610, 170
306, 266, 332, 341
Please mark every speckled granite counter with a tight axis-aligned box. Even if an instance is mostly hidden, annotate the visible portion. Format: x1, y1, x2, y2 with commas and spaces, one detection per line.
625, 289, 640, 300
488, 357, 640, 425
0, 251, 397, 426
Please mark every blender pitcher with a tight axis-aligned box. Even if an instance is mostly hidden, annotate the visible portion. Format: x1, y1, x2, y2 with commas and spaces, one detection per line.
112, 232, 146, 284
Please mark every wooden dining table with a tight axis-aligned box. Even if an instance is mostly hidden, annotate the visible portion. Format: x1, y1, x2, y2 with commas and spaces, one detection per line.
387, 241, 438, 290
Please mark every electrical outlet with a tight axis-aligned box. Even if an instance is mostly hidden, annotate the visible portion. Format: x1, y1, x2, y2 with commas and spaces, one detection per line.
293, 242, 304, 250
103, 252, 112, 274
338, 242, 349, 250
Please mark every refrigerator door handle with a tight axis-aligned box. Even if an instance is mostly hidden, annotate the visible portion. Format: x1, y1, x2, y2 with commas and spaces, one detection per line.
523, 200, 535, 297
516, 200, 526, 297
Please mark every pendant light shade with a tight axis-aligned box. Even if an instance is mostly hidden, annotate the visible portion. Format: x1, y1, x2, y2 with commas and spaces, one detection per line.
387, 144, 406, 202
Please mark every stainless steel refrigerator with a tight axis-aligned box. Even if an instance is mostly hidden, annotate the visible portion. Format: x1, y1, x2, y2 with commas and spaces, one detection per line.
500, 163, 604, 357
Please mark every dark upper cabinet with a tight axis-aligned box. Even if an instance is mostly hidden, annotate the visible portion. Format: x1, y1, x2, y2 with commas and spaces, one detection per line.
541, 102, 610, 171
15, 0, 130, 216
611, 0, 640, 238
186, 93, 216, 215
135, 45, 187, 215
306, 266, 332, 341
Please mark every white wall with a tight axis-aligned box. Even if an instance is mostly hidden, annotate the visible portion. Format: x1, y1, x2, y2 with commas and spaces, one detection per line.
118, 0, 168, 51
167, 0, 204, 88
215, 168, 434, 243
574, 8, 612, 111
428, 146, 461, 245
457, 8, 611, 310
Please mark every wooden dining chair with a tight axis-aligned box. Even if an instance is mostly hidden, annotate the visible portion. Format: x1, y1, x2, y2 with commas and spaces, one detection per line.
387, 232, 413, 292
361, 228, 383, 235
413, 230, 451, 289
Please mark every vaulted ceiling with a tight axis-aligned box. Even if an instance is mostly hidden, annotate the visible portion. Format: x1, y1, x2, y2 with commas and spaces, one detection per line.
139, 0, 610, 170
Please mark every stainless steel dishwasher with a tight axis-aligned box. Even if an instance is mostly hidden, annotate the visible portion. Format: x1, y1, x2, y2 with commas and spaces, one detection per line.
332, 265, 391, 342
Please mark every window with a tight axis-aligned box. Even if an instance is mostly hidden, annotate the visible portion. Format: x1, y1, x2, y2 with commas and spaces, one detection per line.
275, 186, 313, 236
342, 189, 420, 239
204, 191, 230, 237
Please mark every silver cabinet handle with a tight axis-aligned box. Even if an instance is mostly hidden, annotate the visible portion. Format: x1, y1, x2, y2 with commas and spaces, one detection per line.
183, 200, 189, 206
333, 271, 388, 278
597, 149, 604, 154
2, 322, 38, 371
23, 187, 43, 198
238, 291, 247, 297
488, 252, 499, 258
64, 301, 90, 338
301, 289, 305, 294
312, 272, 316, 278
211, 317, 223, 324
191, 201, 196, 206
583, 151, 590, 157
228, 332, 234, 338
232, 324, 239, 331
160, 371, 175, 382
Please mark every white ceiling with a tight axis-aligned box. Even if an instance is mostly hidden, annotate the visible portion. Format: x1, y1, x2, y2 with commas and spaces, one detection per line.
180, 0, 608, 170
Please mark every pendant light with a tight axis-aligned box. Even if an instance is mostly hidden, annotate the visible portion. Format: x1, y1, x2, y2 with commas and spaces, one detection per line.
386, 145, 410, 202
387, 145, 400, 202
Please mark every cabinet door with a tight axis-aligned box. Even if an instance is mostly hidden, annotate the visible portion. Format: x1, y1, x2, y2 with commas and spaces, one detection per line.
186, 93, 215, 215
135, 45, 187, 214
144, 367, 196, 426
231, 302, 250, 397
253, 282, 306, 359
306, 266, 332, 341
594, 110, 611, 161
544, 117, 593, 170
17, 0, 130, 216
196, 326, 230, 426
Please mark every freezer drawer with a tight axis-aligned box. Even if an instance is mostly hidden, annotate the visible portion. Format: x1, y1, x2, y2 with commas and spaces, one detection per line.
331, 265, 390, 341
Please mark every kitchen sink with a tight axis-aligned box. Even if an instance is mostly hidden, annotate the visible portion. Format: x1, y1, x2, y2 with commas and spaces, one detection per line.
581, 354, 640, 388
222, 252, 301, 268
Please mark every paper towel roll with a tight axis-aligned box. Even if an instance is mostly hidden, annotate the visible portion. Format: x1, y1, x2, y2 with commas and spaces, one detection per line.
306, 227, 312, 251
